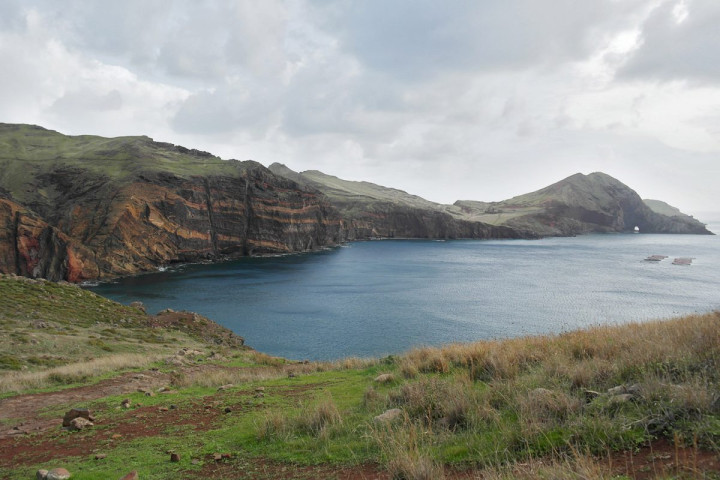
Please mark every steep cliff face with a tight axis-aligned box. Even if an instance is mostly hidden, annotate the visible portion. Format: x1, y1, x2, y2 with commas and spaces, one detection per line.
453, 172, 712, 236
0, 124, 343, 281
268, 163, 527, 240
0, 197, 99, 281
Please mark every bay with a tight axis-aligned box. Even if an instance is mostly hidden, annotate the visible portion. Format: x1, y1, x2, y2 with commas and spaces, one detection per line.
89, 219, 720, 361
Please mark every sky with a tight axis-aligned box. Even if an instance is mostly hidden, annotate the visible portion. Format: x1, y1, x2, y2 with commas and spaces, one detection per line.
0, 0, 718, 214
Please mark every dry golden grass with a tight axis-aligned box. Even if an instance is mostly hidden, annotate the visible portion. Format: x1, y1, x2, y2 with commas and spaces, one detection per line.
397, 312, 720, 391
373, 421, 445, 480
0, 353, 165, 393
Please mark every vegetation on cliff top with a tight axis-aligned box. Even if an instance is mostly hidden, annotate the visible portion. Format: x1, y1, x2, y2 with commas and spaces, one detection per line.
1, 274, 719, 479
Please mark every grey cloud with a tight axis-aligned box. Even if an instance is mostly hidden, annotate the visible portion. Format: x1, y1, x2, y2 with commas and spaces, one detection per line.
620, 0, 720, 82
171, 82, 282, 135
315, 0, 650, 79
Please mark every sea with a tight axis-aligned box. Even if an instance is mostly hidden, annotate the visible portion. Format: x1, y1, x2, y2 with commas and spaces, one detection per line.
88, 216, 720, 361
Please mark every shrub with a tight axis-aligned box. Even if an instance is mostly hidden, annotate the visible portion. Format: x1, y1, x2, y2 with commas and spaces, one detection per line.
295, 399, 342, 437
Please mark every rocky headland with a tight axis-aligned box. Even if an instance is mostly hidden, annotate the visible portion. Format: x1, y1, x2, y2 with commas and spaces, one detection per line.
0, 123, 711, 282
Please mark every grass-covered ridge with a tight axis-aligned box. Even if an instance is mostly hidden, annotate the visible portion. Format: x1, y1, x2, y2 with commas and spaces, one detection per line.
1, 273, 719, 478
0, 123, 259, 206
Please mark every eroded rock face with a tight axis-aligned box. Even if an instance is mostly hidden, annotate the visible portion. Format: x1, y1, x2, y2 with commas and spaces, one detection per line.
0, 125, 344, 281
269, 163, 532, 241
0, 198, 100, 282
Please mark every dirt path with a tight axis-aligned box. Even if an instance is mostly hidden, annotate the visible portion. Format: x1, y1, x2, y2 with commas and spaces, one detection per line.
0, 370, 172, 438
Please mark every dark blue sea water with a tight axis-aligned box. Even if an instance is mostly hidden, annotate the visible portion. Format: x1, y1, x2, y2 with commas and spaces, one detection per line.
89, 223, 720, 361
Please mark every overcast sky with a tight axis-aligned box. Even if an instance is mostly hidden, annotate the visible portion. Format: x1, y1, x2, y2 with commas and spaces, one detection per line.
1, 0, 718, 213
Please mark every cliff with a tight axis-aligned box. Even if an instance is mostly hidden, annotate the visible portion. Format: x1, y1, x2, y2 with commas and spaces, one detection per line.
268, 163, 526, 240
453, 172, 712, 236
0, 124, 344, 281
0, 124, 710, 282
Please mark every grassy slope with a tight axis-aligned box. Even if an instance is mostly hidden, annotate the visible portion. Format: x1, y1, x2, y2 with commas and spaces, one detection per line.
1, 275, 719, 479
0, 123, 258, 206
0, 274, 244, 393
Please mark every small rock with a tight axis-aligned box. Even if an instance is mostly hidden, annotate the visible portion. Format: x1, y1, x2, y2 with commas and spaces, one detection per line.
213, 453, 222, 461
121, 399, 131, 409
287, 372, 297, 378
583, 390, 601, 402
254, 392, 264, 398
62, 408, 94, 427
158, 407, 169, 412
373, 408, 403, 424
607, 384, 640, 396
217, 384, 234, 391
46, 468, 71, 480
374, 373, 395, 384
160, 389, 178, 395
221, 453, 232, 459
94, 453, 107, 460
68, 417, 94, 431
133, 374, 147, 380
36, 469, 48, 480
169, 404, 177, 410
608, 393, 635, 406
129, 301, 146, 313
191, 459, 200, 465
255, 386, 265, 392
224, 407, 232, 413
119, 471, 139, 480
170, 452, 180, 462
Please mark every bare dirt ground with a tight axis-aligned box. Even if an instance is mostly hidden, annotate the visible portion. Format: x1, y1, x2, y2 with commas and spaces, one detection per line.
1, 365, 718, 479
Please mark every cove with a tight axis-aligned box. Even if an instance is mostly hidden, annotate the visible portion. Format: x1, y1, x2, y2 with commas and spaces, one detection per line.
88, 232, 720, 361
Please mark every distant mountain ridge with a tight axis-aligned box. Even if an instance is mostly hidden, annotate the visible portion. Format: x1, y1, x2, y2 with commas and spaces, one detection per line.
0, 123, 711, 282
270, 166, 712, 237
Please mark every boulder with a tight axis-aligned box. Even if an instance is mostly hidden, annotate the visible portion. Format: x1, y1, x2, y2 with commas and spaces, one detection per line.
67, 417, 93, 431
46, 468, 72, 480
373, 408, 403, 424
62, 408, 94, 427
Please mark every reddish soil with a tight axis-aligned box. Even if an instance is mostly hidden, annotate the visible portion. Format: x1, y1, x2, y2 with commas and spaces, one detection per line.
2, 365, 719, 479
609, 438, 720, 479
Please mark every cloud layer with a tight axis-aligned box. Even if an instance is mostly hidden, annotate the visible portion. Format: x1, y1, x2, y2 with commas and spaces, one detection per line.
1, 0, 718, 212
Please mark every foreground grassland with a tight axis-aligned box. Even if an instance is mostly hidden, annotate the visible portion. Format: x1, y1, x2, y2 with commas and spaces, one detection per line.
1, 275, 719, 479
